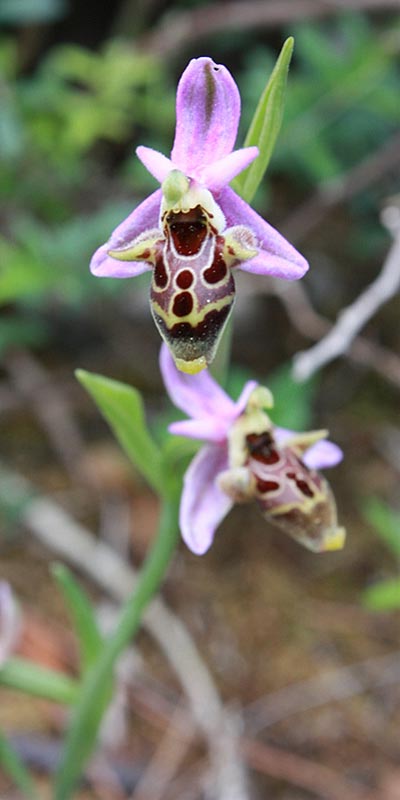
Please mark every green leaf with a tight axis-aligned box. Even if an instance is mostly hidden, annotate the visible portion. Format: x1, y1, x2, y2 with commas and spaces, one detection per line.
0, 657, 78, 704
54, 496, 179, 800
267, 362, 317, 430
52, 564, 103, 673
76, 369, 164, 494
363, 578, 400, 611
233, 37, 294, 203
0, 730, 39, 800
0, 237, 56, 304
363, 497, 400, 558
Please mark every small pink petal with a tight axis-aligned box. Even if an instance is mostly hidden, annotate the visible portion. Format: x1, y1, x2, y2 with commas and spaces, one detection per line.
303, 440, 343, 470
159, 344, 236, 426
201, 147, 259, 192
219, 187, 309, 280
180, 444, 232, 554
171, 57, 240, 178
90, 189, 161, 278
136, 146, 175, 184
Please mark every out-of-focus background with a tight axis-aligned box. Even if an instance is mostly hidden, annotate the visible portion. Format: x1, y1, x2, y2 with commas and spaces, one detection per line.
1, 0, 400, 797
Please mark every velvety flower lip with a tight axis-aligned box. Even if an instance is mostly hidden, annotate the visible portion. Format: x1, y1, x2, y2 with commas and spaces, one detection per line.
160, 345, 343, 555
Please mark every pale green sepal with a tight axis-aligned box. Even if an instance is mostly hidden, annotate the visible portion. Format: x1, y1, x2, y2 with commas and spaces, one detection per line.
52, 564, 103, 673
108, 228, 161, 262
76, 369, 164, 495
232, 37, 294, 204
0, 730, 40, 800
162, 169, 190, 205
284, 429, 329, 454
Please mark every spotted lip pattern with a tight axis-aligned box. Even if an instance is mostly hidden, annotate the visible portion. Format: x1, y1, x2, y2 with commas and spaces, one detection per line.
245, 431, 341, 551
150, 206, 236, 369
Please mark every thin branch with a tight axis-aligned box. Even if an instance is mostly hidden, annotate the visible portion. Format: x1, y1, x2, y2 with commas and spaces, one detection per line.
139, 0, 400, 57
271, 279, 400, 389
4, 349, 85, 480
242, 737, 379, 800
292, 206, 400, 380
129, 704, 195, 800
244, 649, 400, 735
283, 129, 400, 244
0, 463, 250, 800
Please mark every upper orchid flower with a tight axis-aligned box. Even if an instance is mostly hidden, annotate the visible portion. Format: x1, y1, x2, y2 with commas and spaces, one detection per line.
91, 57, 309, 374
160, 345, 345, 556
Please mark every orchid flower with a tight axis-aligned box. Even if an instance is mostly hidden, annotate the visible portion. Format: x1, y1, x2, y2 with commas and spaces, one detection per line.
91, 57, 308, 374
160, 345, 345, 556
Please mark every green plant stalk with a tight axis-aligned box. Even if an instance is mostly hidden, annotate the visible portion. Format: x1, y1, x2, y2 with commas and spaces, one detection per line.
0, 658, 79, 705
0, 729, 39, 800
54, 492, 180, 800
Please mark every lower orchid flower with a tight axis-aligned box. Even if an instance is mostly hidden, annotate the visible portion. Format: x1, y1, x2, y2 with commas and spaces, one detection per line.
91, 56, 309, 375
160, 345, 345, 555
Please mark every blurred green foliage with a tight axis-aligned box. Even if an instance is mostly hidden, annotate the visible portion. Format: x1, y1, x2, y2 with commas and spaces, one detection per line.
0, 11, 399, 354
0, 37, 174, 347
240, 14, 400, 185
362, 497, 400, 611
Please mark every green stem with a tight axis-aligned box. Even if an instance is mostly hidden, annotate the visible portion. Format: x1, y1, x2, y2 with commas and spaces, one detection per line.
54, 493, 180, 800
210, 317, 233, 389
0, 658, 78, 705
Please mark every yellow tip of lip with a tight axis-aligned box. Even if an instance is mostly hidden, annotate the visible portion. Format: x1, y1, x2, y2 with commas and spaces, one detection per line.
324, 526, 346, 552
175, 356, 207, 375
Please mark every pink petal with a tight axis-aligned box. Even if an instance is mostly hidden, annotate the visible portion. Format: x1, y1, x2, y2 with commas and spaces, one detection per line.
136, 146, 175, 184
303, 440, 343, 470
275, 427, 343, 470
169, 418, 231, 442
180, 444, 232, 554
160, 344, 236, 428
200, 147, 259, 192
219, 187, 309, 280
171, 57, 240, 178
90, 189, 161, 278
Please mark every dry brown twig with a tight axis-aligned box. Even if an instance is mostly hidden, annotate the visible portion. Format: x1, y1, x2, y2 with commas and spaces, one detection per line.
140, 0, 400, 57
244, 649, 400, 734
270, 279, 400, 389
4, 348, 85, 479
292, 202, 400, 381
283, 129, 400, 244
2, 464, 399, 799
0, 463, 250, 800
